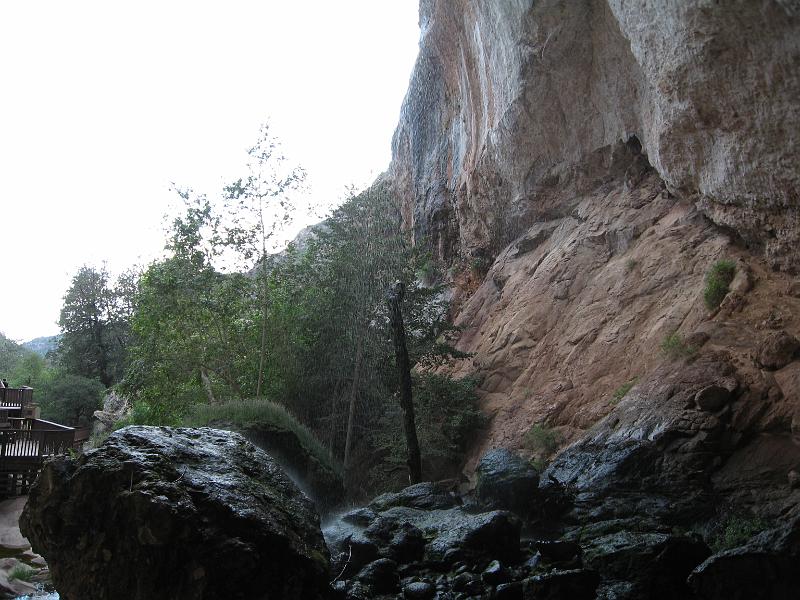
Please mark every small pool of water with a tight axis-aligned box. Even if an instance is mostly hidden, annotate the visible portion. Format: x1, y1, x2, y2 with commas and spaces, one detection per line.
14, 594, 58, 600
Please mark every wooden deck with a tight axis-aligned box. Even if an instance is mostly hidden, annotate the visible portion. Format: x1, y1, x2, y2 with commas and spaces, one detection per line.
0, 388, 86, 495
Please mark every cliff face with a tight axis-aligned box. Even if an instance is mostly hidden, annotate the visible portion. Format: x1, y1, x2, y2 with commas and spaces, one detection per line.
391, 0, 800, 271
389, 0, 800, 517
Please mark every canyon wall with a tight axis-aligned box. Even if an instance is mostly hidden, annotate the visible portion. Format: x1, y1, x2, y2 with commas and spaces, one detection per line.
389, 0, 800, 516
392, 0, 799, 270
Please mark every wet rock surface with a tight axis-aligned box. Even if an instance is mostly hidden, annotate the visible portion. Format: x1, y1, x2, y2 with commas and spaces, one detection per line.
20, 426, 331, 600
326, 444, 800, 599
474, 448, 539, 515
216, 420, 346, 512
688, 517, 800, 600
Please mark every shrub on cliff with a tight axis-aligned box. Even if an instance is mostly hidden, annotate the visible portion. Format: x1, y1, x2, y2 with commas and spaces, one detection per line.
711, 514, 769, 552
660, 332, 697, 360
610, 377, 638, 405
703, 259, 736, 310
523, 423, 559, 455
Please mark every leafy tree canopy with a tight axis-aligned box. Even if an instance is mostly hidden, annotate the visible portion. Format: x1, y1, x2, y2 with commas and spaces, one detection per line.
56, 265, 135, 387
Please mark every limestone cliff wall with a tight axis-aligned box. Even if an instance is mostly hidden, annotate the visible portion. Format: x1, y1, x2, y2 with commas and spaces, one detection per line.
391, 0, 800, 271
389, 0, 800, 513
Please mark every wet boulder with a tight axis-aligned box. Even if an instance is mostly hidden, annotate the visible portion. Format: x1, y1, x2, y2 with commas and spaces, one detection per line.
582, 531, 710, 598
354, 558, 400, 595
325, 484, 522, 577
544, 357, 741, 525
523, 569, 600, 600
234, 420, 345, 511
475, 448, 539, 515
688, 518, 800, 600
403, 580, 435, 599
21, 426, 331, 600
369, 481, 460, 512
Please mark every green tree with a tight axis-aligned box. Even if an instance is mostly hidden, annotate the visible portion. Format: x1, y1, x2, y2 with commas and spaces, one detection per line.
38, 373, 104, 427
0, 332, 32, 376
122, 257, 255, 422
223, 124, 306, 398
57, 265, 134, 386
9, 352, 49, 388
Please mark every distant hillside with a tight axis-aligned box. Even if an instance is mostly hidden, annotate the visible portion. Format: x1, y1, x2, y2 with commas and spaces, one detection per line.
0, 331, 35, 375
23, 334, 61, 358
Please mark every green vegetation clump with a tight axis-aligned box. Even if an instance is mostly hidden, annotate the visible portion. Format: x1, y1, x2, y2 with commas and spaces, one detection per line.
523, 423, 559, 455
712, 515, 769, 552
184, 399, 342, 476
9, 565, 35, 582
703, 259, 736, 310
611, 377, 638, 405
660, 332, 697, 360
470, 256, 488, 274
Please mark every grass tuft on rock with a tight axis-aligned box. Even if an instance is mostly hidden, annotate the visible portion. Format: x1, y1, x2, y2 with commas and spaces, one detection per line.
523, 423, 559, 456
660, 332, 697, 360
9, 565, 35, 582
703, 259, 736, 310
610, 378, 638, 405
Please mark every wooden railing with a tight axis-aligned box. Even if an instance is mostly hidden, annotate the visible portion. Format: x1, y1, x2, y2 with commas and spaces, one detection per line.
0, 387, 33, 408
0, 427, 75, 458
0, 411, 86, 496
0, 418, 79, 458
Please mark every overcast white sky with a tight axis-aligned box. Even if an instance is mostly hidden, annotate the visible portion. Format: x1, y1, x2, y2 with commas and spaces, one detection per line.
0, 1, 420, 342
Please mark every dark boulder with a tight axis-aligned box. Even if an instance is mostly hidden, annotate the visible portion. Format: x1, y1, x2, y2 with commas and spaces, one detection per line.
387, 522, 426, 564
355, 558, 399, 594
421, 507, 521, 564
496, 581, 524, 599
475, 448, 539, 514
403, 580, 435, 599
582, 531, 711, 599
324, 501, 521, 574
694, 382, 735, 412
544, 357, 742, 525
757, 330, 800, 370
523, 569, 600, 600
482, 559, 509, 585
20, 426, 331, 600
688, 518, 800, 600
369, 481, 460, 512
341, 507, 377, 527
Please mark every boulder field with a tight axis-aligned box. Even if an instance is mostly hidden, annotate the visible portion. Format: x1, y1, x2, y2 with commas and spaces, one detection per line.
19, 427, 800, 599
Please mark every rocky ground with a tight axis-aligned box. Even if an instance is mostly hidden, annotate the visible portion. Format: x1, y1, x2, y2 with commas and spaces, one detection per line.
16, 426, 800, 599
0, 497, 51, 599
325, 449, 800, 600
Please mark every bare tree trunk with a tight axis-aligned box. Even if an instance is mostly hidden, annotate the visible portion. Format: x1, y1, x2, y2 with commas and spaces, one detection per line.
343, 338, 363, 479
200, 367, 216, 403
387, 281, 422, 484
256, 258, 268, 399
